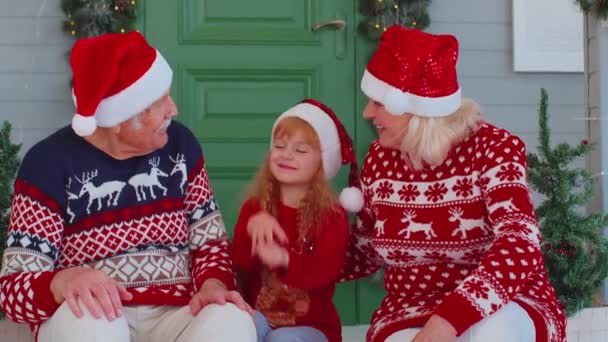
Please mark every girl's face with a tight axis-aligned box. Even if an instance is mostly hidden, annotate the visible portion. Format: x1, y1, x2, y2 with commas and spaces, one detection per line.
270, 129, 322, 186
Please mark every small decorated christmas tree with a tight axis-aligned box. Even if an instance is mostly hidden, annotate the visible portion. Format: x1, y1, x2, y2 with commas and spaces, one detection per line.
0, 121, 21, 318
527, 88, 608, 315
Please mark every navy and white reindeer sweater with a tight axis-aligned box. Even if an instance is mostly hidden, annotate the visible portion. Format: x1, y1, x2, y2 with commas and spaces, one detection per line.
0, 122, 234, 336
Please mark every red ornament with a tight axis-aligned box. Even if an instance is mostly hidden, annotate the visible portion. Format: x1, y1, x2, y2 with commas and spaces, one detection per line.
583, 139, 589, 145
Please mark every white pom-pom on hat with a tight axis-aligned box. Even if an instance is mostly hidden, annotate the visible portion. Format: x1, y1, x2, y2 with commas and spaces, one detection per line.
72, 114, 97, 137
339, 186, 364, 213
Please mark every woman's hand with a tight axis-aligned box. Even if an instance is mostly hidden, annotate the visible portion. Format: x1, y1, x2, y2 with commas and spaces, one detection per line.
411, 315, 457, 342
247, 211, 288, 255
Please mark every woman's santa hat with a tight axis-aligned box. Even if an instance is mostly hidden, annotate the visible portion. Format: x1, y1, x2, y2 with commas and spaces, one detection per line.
361, 25, 461, 117
272, 99, 364, 213
70, 32, 173, 136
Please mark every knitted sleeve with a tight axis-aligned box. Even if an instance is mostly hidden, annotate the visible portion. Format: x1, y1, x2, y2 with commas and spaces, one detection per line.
231, 199, 262, 272
0, 149, 65, 324
434, 135, 543, 335
338, 146, 384, 282
184, 142, 235, 292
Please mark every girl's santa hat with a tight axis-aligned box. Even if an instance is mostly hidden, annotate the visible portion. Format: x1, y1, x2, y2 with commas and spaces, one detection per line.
272, 99, 363, 213
361, 25, 461, 117
70, 32, 173, 136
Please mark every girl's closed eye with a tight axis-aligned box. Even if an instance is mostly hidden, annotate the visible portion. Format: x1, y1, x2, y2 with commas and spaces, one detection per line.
295, 144, 311, 154
273, 140, 287, 149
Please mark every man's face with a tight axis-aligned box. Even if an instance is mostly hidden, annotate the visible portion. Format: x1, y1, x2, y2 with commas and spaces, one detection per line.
118, 93, 178, 154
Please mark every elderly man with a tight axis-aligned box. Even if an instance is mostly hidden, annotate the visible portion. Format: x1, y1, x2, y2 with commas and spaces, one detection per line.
0, 32, 255, 342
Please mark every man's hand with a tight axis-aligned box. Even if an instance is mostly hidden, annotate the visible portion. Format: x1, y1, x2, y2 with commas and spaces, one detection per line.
189, 278, 253, 316
50, 267, 133, 321
247, 211, 288, 255
412, 315, 457, 342
256, 242, 289, 269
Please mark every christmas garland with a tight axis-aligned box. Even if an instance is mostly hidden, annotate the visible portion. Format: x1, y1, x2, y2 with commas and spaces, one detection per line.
61, 0, 137, 39
359, 0, 431, 40
527, 89, 608, 316
575, 0, 608, 19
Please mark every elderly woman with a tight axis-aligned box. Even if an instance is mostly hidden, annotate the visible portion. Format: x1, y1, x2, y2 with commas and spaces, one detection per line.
340, 26, 566, 342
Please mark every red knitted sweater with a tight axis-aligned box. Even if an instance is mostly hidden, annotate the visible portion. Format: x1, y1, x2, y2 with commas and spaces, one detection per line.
232, 199, 349, 342
341, 122, 566, 342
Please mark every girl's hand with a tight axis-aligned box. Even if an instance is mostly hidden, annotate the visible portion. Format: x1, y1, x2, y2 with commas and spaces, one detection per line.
247, 211, 288, 255
256, 242, 290, 269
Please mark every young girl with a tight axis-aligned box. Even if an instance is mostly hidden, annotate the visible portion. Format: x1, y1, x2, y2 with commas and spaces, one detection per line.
231, 99, 363, 342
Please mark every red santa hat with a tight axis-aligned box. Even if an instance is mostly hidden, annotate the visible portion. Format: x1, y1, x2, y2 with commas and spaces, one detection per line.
69, 32, 173, 136
272, 99, 363, 213
361, 25, 461, 117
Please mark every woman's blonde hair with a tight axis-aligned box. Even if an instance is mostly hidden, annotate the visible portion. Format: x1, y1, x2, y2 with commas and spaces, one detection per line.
400, 99, 482, 170
246, 116, 338, 242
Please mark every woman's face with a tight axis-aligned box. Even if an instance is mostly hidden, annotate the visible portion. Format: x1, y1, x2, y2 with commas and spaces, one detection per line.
362, 99, 412, 150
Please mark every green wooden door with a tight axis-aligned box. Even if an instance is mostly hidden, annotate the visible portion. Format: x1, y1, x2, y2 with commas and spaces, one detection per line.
143, 0, 360, 324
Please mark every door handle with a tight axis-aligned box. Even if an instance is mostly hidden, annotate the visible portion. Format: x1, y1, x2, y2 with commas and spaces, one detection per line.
312, 16, 347, 60
311, 19, 346, 31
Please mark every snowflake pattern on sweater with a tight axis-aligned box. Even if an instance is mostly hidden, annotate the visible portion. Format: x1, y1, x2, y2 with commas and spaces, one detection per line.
0, 122, 234, 338
340, 123, 566, 342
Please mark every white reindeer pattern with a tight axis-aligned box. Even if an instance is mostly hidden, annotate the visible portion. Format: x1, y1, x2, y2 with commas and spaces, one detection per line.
399, 210, 437, 239
65, 177, 78, 223
487, 198, 518, 213
75, 170, 126, 215
375, 219, 386, 236
170, 153, 187, 194
448, 207, 484, 239
129, 157, 169, 201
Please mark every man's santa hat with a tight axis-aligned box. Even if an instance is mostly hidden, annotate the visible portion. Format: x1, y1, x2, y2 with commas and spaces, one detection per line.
272, 99, 363, 213
69, 32, 172, 136
361, 25, 461, 117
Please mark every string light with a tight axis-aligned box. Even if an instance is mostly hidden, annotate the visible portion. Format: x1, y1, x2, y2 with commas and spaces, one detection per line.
131, 0, 136, 5
114, 5, 119, 10
120, 28, 126, 33
71, 30, 76, 35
